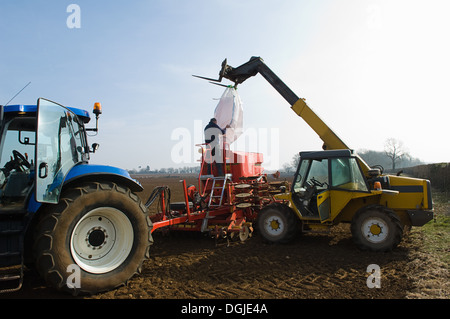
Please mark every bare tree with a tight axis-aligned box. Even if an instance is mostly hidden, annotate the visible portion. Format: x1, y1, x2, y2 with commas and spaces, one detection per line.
291, 153, 300, 169
384, 138, 409, 170
281, 153, 301, 174
282, 162, 293, 174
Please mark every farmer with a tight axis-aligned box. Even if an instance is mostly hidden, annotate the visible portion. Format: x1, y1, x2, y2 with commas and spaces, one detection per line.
204, 118, 230, 176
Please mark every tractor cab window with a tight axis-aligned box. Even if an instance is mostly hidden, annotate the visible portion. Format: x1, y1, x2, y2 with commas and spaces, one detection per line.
305, 159, 329, 190
36, 99, 86, 203
0, 117, 35, 206
330, 157, 368, 192
293, 159, 309, 193
293, 158, 329, 195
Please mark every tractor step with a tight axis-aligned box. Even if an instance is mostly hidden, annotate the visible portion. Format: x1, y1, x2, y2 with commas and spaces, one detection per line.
0, 209, 27, 293
0, 264, 24, 293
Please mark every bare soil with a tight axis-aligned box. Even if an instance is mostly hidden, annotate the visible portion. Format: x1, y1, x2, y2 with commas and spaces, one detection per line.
3, 175, 449, 300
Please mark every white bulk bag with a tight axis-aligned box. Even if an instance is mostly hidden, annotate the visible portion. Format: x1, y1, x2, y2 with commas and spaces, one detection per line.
214, 87, 243, 144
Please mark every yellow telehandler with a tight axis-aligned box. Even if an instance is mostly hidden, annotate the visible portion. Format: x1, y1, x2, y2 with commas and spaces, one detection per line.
195, 56, 433, 251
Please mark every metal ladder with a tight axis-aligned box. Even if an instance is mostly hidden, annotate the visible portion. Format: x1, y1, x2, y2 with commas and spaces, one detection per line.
201, 174, 232, 232
208, 174, 231, 208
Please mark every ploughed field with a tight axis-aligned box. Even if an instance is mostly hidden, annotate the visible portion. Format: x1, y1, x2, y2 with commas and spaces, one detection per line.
5, 174, 449, 299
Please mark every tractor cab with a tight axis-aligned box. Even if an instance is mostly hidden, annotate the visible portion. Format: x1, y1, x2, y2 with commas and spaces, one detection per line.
0, 99, 93, 211
291, 150, 369, 222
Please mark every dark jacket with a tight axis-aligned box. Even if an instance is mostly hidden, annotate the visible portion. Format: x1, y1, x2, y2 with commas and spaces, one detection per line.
204, 121, 226, 144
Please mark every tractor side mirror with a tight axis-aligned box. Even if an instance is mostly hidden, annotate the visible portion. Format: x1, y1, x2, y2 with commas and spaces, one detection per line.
91, 143, 99, 153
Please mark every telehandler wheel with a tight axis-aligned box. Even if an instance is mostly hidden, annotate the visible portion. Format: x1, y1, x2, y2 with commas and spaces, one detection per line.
351, 206, 403, 252
33, 182, 153, 295
256, 204, 298, 244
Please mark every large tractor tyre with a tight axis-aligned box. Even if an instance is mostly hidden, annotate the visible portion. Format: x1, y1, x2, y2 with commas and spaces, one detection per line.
351, 206, 403, 252
33, 182, 153, 295
256, 204, 298, 244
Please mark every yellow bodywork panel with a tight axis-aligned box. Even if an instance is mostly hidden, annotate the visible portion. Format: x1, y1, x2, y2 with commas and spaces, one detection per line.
380, 175, 430, 210
324, 190, 380, 222
274, 193, 291, 201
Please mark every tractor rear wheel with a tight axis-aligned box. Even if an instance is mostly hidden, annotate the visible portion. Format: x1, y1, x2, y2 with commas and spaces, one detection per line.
256, 204, 298, 244
351, 206, 403, 252
33, 182, 152, 295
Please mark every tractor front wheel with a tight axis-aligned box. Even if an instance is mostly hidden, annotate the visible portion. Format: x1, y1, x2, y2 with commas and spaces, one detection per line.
351, 206, 403, 252
33, 182, 152, 295
256, 204, 298, 244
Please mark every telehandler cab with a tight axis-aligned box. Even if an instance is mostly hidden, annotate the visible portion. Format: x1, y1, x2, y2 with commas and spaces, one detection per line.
196, 56, 433, 251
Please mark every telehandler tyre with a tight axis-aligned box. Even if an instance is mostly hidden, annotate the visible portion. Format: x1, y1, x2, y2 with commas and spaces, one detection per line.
351, 205, 403, 252
256, 203, 298, 244
33, 182, 153, 295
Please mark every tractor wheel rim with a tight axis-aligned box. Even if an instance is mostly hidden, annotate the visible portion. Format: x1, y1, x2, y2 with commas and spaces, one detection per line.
264, 215, 284, 236
71, 207, 134, 274
361, 217, 389, 243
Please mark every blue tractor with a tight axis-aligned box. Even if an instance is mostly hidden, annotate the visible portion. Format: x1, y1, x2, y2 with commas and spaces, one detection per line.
0, 98, 152, 295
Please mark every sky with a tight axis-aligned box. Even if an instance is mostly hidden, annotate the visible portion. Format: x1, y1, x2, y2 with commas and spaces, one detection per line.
1, 0, 449, 171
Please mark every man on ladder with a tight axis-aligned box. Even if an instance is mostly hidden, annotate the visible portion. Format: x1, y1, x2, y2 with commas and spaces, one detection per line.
204, 118, 230, 176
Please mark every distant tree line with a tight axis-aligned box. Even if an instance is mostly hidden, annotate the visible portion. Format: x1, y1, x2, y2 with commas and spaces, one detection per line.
358, 150, 423, 172
128, 165, 201, 175
131, 139, 426, 176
